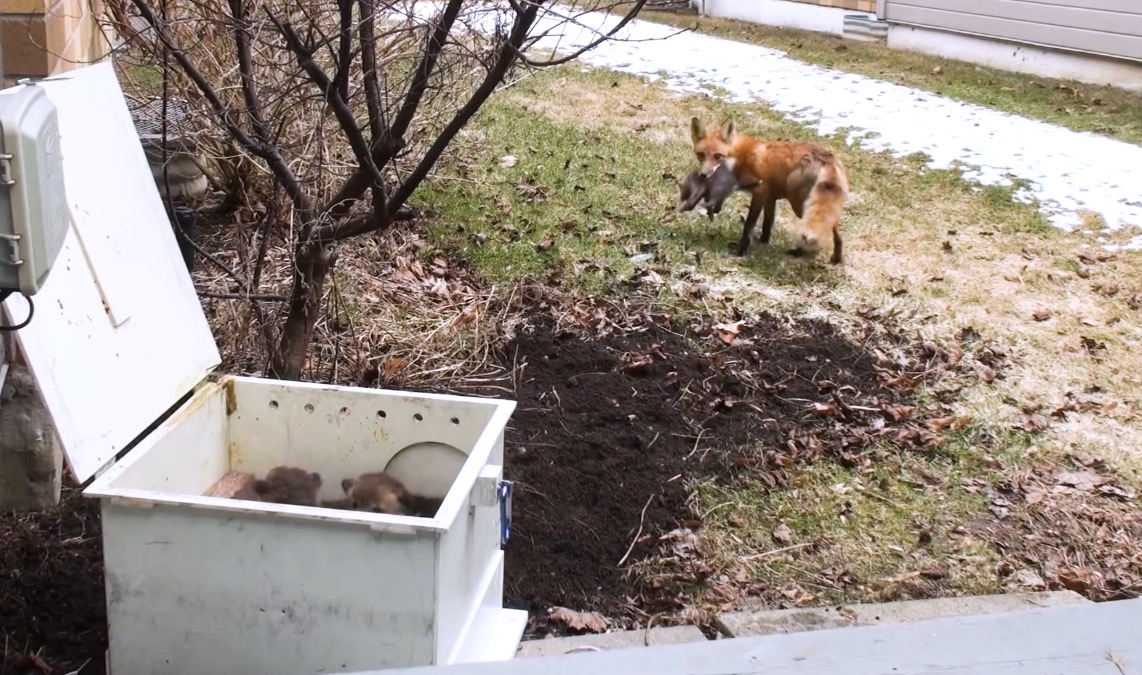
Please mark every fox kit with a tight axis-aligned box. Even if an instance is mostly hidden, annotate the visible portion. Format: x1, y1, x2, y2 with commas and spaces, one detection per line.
341, 471, 410, 515
252, 466, 323, 506
690, 117, 848, 263
676, 162, 740, 221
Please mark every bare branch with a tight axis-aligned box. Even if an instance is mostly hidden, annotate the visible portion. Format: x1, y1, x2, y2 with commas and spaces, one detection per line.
127, 0, 313, 218
518, 0, 650, 67
269, 8, 386, 216
226, 0, 271, 142
335, 0, 354, 103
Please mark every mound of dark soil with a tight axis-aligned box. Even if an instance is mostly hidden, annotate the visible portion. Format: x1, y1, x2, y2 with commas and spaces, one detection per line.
1, 485, 106, 675
499, 312, 939, 636
0, 308, 969, 667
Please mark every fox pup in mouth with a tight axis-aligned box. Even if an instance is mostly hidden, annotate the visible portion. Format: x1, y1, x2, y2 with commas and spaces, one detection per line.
690, 116, 849, 263
675, 162, 740, 221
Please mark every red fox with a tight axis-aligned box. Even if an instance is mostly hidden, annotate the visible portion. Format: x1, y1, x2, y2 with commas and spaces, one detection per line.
690, 117, 848, 263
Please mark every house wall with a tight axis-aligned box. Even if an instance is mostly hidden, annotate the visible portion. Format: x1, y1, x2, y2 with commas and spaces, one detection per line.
0, 0, 111, 84
690, 0, 1142, 91
880, 0, 1142, 63
691, 0, 875, 36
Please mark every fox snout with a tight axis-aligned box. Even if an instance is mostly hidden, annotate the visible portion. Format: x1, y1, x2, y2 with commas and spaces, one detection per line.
799, 231, 821, 253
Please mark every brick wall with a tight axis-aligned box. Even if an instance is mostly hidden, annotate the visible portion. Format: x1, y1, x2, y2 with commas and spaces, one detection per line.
785, 0, 876, 13
0, 0, 112, 84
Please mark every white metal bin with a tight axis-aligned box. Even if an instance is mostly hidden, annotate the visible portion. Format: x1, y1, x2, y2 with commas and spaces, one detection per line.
2, 63, 526, 675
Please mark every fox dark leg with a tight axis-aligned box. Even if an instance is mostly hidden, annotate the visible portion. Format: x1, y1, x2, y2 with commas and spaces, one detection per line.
737, 193, 764, 256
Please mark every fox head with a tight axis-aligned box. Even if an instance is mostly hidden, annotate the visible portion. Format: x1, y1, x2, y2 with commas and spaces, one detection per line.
690, 117, 736, 177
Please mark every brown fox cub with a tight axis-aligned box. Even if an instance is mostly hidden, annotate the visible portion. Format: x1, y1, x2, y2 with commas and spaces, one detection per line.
689, 117, 849, 263
251, 466, 323, 506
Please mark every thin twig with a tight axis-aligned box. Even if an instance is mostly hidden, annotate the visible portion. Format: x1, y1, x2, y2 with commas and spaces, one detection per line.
618, 493, 655, 567
196, 290, 287, 301
742, 543, 813, 562
684, 428, 705, 460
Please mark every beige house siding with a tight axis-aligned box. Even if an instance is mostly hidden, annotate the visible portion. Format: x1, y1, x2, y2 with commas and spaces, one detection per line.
784, 0, 878, 13
0, 0, 111, 84
880, 0, 1142, 62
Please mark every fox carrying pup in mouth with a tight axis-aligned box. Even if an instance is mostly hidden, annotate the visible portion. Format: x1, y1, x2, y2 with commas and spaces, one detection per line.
689, 117, 849, 264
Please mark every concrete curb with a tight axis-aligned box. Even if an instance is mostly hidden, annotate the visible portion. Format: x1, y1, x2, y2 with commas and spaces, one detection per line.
515, 591, 1092, 657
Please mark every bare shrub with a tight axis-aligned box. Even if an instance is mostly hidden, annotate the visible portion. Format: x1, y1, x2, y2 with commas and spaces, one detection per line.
102, 0, 651, 379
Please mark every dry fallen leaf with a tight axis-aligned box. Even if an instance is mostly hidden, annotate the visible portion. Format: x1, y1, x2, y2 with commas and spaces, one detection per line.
547, 606, 609, 633
1056, 470, 1109, 492
660, 527, 703, 558
499, 154, 518, 168
813, 402, 839, 416
772, 523, 794, 544
1011, 569, 1046, 590
927, 415, 970, 431
1032, 308, 1053, 322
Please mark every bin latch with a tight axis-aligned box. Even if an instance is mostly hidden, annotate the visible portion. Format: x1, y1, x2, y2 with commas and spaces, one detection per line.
498, 479, 513, 547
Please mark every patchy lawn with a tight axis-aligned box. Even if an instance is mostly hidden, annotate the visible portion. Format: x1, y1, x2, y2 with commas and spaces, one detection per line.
632, 8, 1142, 147
9, 31, 1139, 672
418, 62, 1142, 628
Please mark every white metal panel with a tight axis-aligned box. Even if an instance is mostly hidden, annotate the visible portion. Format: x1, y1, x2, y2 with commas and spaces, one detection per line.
1, 63, 221, 483
100, 501, 441, 675
86, 375, 522, 673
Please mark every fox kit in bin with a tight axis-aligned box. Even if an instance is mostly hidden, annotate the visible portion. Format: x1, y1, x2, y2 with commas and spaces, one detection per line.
339, 472, 445, 518
251, 466, 323, 506
690, 117, 848, 263
676, 162, 740, 221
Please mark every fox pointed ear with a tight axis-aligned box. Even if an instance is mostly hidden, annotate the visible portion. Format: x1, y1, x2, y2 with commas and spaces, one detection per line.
690, 117, 704, 143
719, 120, 736, 143
340, 478, 356, 494
308, 472, 322, 487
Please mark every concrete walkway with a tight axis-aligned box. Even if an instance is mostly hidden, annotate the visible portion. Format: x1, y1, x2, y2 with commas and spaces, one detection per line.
350, 593, 1141, 675
514, 590, 1089, 658
412, 3, 1142, 249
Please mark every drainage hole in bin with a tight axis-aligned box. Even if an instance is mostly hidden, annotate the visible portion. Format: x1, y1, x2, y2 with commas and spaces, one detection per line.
269, 400, 279, 409
340, 406, 350, 416
377, 410, 387, 418
304, 403, 315, 413
414, 413, 423, 422
450, 416, 460, 425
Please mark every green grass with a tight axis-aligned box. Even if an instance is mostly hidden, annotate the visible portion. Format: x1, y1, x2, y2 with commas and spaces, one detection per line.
636, 8, 1142, 147
418, 65, 1052, 303
694, 425, 1042, 604
414, 62, 1142, 607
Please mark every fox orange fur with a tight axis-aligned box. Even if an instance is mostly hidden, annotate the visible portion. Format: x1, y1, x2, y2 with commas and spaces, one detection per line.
690, 117, 849, 263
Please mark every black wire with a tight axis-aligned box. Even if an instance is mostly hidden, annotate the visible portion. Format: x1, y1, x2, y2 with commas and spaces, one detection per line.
0, 289, 35, 331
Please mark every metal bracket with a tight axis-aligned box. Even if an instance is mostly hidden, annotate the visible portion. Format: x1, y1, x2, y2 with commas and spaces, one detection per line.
0, 232, 23, 266
0, 153, 15, 187
498, 479, 513, 548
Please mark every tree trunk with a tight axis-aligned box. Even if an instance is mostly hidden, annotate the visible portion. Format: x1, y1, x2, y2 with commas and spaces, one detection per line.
269, 240, 338, 380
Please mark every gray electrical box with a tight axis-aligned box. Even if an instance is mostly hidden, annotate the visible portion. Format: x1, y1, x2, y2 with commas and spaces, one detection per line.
0, 82, 68, 296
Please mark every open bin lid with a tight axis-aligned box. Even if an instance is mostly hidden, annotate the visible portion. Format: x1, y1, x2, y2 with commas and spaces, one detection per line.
0, 63, 222, 483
